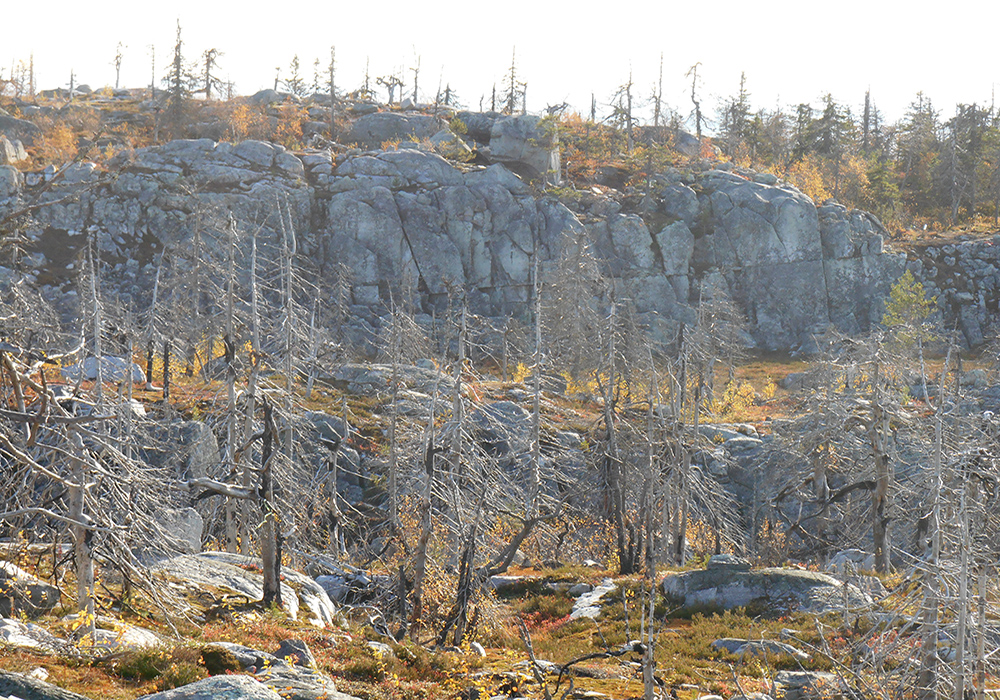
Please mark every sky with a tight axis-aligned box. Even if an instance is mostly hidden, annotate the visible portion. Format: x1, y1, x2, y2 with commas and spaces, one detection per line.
3, 0, 998, 129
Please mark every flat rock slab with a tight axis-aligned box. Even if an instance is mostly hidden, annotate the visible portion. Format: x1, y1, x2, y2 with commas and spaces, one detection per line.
712, 638, 809, 661
0, 671, 93, 700
570, 578, 617, 619
196, 552, 335, 627
136, 675, 282, 700
153, 553, 299, 620
663, 564, 873, 615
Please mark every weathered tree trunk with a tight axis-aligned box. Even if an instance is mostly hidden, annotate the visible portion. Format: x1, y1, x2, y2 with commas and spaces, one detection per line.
409, 423, 436, 642
869, 360, 891, 574
240, 231, 261, 555
916, 415, 943, 700
68, 430, 95, 641
260, 402, 281, 607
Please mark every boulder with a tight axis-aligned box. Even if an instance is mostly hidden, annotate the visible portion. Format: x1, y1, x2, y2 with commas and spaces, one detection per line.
252, 664, 359, 700
470, 401, 532, 460
274, 638, 316, 667
0, 617, 66, 653
0, 561, 61, 618
0, 671, 92, 700
712, 638, 809, 661
201, 642, 279, 671
662, 558, 874, 615
0, 113, 41, 145
774, 670, 839, 700
136, 675, 283, 700
487, 115, 560, 183
195, 552, 336, 627
153, 553, 300, 620
88, 623, 162, 651
0, 135, 27, 165
60, 355, 145, 383
0, 165, 20, 199
305, 410, 352, 443
344, 112, 446, 149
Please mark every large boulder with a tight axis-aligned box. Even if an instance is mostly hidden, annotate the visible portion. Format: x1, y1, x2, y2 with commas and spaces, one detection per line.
487, 115, 560, 183
0, 671, 92, 700
0, 113, 41, 145
0, 617, 66, 653
344, 112, 446, 149
662, 554, 873, 615
0, 562, 61, 618
60, 356, 145, 383
136, 675, 283, 700
252, 664, 358, 700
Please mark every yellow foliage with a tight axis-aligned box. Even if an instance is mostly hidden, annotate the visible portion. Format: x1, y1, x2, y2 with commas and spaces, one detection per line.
226, 104, 272, 142
709, 380, 756, 419
784, 153, 830, 203
33, 123, 78, 165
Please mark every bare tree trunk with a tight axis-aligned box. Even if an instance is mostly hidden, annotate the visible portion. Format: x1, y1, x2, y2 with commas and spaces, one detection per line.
953, 482, 970, 700
916, 414, 943, 700
224, 219, 239, 553
528, 252, 542, 518
260, 401, 281, 607
974, 565, 987, 700
869, 360, 891, 574
162, 339, 171, 401
409, 396, 437, 642
68, 430, 95, 642
240, 231, 261, 555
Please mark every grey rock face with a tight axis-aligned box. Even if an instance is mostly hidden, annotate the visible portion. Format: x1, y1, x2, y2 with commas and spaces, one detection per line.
0, 114, 41, 144
194, 552, 336, 627
4, 131, 908, 353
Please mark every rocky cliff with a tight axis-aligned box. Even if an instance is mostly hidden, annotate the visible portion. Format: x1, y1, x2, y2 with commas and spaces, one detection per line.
0, 122, 906, 351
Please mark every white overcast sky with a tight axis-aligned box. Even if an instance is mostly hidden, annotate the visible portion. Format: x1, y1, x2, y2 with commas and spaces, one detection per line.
3, 0, 996, 129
